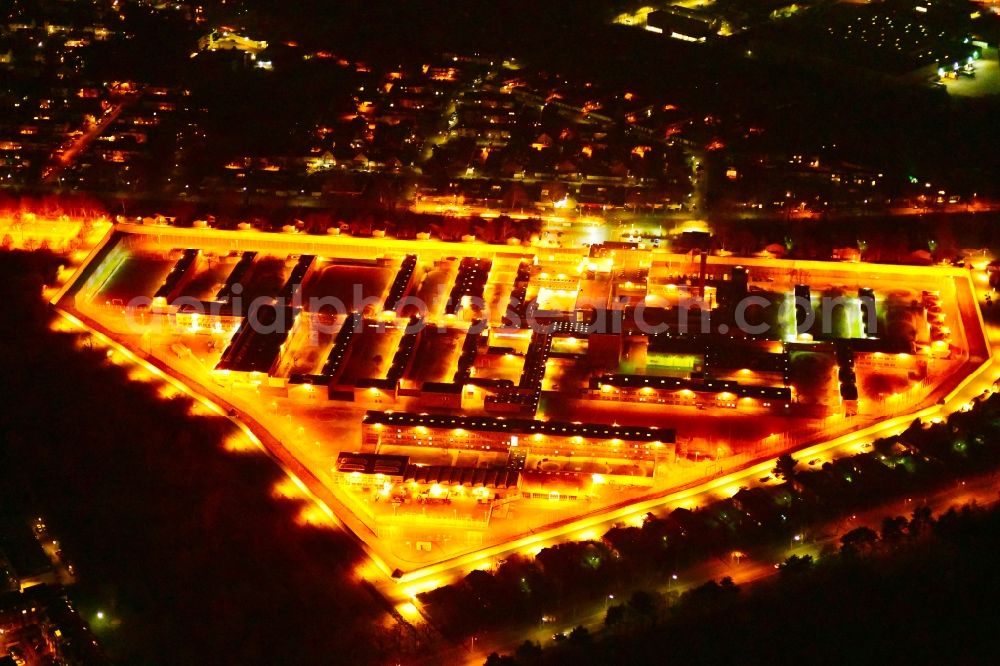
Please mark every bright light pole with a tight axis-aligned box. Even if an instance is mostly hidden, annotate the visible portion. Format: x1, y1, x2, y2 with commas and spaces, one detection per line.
791, 533, 802, 550
605, 593, 615, 610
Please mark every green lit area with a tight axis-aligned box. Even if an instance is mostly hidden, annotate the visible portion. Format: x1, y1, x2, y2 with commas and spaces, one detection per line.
646, 353, 700, 371
550, 337, 588, 354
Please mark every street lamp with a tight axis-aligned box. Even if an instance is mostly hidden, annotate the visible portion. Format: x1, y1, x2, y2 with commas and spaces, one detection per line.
791, 533, 802, 549
605, 593, 615, 609
666, 574, 679, 607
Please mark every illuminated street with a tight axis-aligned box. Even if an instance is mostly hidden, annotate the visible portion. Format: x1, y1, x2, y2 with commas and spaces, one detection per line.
48, 220, 993, 607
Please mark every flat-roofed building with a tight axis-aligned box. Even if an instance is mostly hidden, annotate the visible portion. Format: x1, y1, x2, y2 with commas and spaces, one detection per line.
361, 411, 674, 463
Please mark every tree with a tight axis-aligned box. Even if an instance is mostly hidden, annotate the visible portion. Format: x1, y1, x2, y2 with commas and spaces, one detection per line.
628, 590, 662, 619
568, 625, 591, 646
681, 577, 741, 614
719, 576, 739, 593
908, 506, 935, 539
773, 453, 798, 481
605, 604, 626, 628
840, 526, 878, 558
880, 516, 908, 548
484, 653, 516, 666
778, 554, 814, 577
514, 640, 542, 664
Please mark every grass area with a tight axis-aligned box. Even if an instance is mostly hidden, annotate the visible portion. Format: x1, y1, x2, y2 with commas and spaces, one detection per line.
238, 255, 290, 305
95, 254, 175, 305
176, 254, 241, 302
301, 260, 395, 313
338, 324, 404, 383
406, 327, 465, 384
273, 315, 343, 377
413, 260, 457, 319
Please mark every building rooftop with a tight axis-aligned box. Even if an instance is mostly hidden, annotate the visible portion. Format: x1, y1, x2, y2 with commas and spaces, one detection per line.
404, 465, 520, 489
335, 452, 410, 476
363, 410, 674, 443
215, 304, 298, 373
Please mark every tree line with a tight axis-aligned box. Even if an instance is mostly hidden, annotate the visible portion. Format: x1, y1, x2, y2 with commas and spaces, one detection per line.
420, 386, 1000, 645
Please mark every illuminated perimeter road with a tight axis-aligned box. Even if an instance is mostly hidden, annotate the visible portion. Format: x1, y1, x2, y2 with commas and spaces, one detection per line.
48, 234, 999, 619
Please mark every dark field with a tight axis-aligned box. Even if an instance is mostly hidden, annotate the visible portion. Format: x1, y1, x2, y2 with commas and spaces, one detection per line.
95, 254, 175, 305
236, 255, 290, 305
176, 253, 242, 302
0, 252, 408, 664
301, 260, 395, 314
